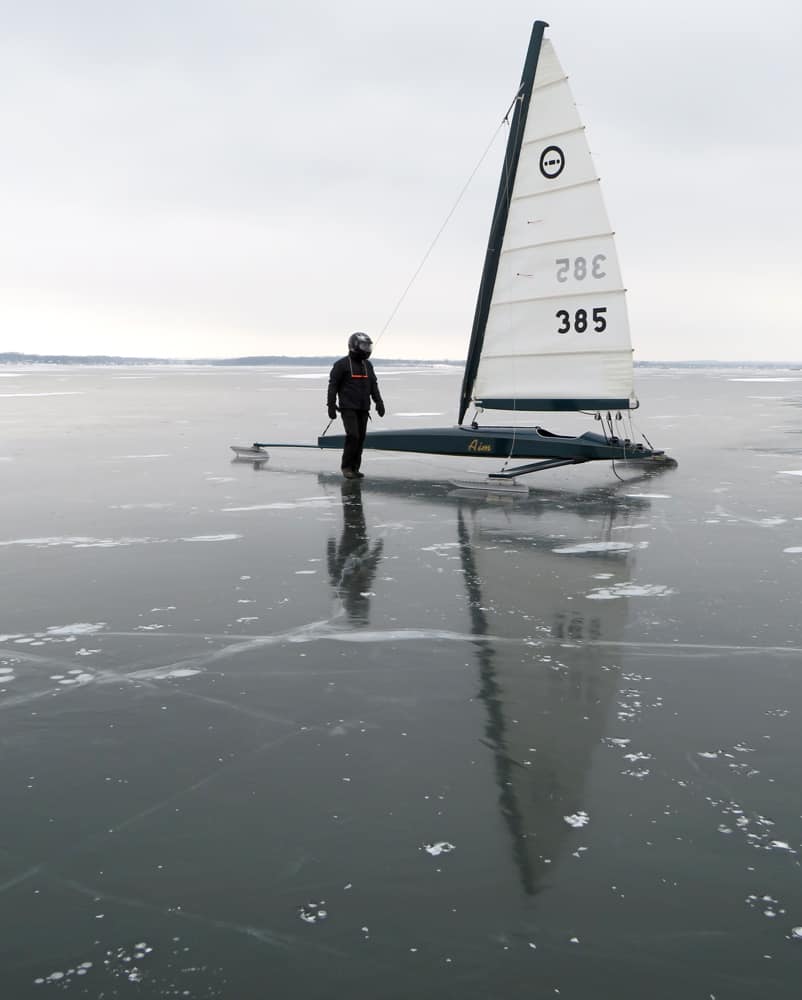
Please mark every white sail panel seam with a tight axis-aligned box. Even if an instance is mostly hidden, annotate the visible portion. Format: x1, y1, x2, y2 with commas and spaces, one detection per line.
490, 288, 625, 307
532, 75, 569, 92
501, 232, 614, 254
480, 348, 635, 361
522, 125, 585, 146
511, 178, 601, 203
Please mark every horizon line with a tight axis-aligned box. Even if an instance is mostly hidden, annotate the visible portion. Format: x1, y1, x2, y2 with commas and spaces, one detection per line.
2, 352, 802, 367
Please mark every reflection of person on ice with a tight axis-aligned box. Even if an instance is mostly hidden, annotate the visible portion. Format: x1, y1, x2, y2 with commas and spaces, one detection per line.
327, 332, 385, 480
327, 481, 384, 626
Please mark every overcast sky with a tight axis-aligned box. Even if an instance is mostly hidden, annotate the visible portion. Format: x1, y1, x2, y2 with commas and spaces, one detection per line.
2, 0, 800, 361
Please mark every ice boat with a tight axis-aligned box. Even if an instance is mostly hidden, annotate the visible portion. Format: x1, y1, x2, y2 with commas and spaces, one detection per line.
233, 20, 673, 480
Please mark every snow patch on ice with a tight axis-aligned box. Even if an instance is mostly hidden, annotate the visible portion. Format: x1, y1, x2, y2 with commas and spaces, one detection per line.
321, 628, 474, 644
564, 812, 590, 829
58, 673, 93, 685
145, 668, 201, 679
109, 502, 173, 510
424, 841, 455, 856
33, 961, 93, 986
0, 391, 84, 398
712, 506, 787, 527
0, 535, 166, 548
47, 623, 106, 636
223, 499, 333, 511
778, 470, 802, 477
769, 841, 795, 852
179, 534, 242, 542
299, 900, 328, 923
553, 541, 640, 554
587, 583, 673, 600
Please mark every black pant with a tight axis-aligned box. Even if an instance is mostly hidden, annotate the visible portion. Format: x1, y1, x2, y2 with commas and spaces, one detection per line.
340, 409, 369, 472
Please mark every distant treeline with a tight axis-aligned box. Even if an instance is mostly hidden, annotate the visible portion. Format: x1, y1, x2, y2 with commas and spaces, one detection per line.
0, 353, 459, 367
1, 353, 800, 369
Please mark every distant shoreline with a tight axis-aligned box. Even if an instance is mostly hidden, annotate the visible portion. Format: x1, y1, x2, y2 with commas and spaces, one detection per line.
1, 353, 800, 370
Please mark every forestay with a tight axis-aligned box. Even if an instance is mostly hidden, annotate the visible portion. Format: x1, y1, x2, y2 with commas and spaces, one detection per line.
469, 36, 636, 414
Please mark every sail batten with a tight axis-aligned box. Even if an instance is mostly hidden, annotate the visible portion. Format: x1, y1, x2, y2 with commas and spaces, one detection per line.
463, 30, 636, 417
480, 347, 634, 362
501, 232, 614, 254
532, 75, 569, 92
522, 125, 585, 146
510, 177, 601, 203
490, 287, 623, 308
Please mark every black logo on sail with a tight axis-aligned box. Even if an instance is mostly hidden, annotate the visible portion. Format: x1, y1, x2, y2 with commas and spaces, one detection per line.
539, 145, 565, 179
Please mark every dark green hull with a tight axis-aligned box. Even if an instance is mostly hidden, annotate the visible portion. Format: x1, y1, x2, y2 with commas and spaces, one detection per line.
317, 425, 665, 463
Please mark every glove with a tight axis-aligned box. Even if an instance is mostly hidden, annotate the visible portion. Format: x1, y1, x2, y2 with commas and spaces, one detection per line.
376, 402, 385, 418
328, 405, 337, 420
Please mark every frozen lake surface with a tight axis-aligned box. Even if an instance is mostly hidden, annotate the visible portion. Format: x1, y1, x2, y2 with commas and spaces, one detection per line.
2, 364, 802, 998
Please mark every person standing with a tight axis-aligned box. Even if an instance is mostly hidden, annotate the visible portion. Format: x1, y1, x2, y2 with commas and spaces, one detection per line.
327, 332, 385, 479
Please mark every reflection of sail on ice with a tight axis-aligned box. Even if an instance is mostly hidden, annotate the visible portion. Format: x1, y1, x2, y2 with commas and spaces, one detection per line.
456, 495, 642, 894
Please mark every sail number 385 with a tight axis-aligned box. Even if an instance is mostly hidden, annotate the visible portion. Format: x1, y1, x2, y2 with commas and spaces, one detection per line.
556, 307, 607, 334
556, 255, 606, 282
554, 254, 609, 332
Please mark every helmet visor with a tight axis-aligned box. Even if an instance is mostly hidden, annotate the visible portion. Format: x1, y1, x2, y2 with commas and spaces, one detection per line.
348, 333, 373, 359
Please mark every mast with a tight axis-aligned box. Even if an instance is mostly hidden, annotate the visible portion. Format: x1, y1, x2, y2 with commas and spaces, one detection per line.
458, 20, 548, 425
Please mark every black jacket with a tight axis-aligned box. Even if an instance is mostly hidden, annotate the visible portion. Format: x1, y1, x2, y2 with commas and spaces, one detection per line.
327, 354, 383, 412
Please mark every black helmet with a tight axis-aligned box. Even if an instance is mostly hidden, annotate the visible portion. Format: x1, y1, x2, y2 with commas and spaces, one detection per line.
348, 332, 373, 360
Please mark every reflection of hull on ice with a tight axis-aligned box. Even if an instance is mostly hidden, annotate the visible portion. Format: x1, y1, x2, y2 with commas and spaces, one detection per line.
455, 498, 636, 894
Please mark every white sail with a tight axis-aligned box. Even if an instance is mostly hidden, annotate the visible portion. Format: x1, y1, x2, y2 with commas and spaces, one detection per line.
472, 37, 636, 412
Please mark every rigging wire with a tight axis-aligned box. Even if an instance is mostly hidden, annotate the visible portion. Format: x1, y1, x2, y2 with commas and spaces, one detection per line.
373, 88, 524, 349
489, 91, 526, 471
628, 407, 656, 451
